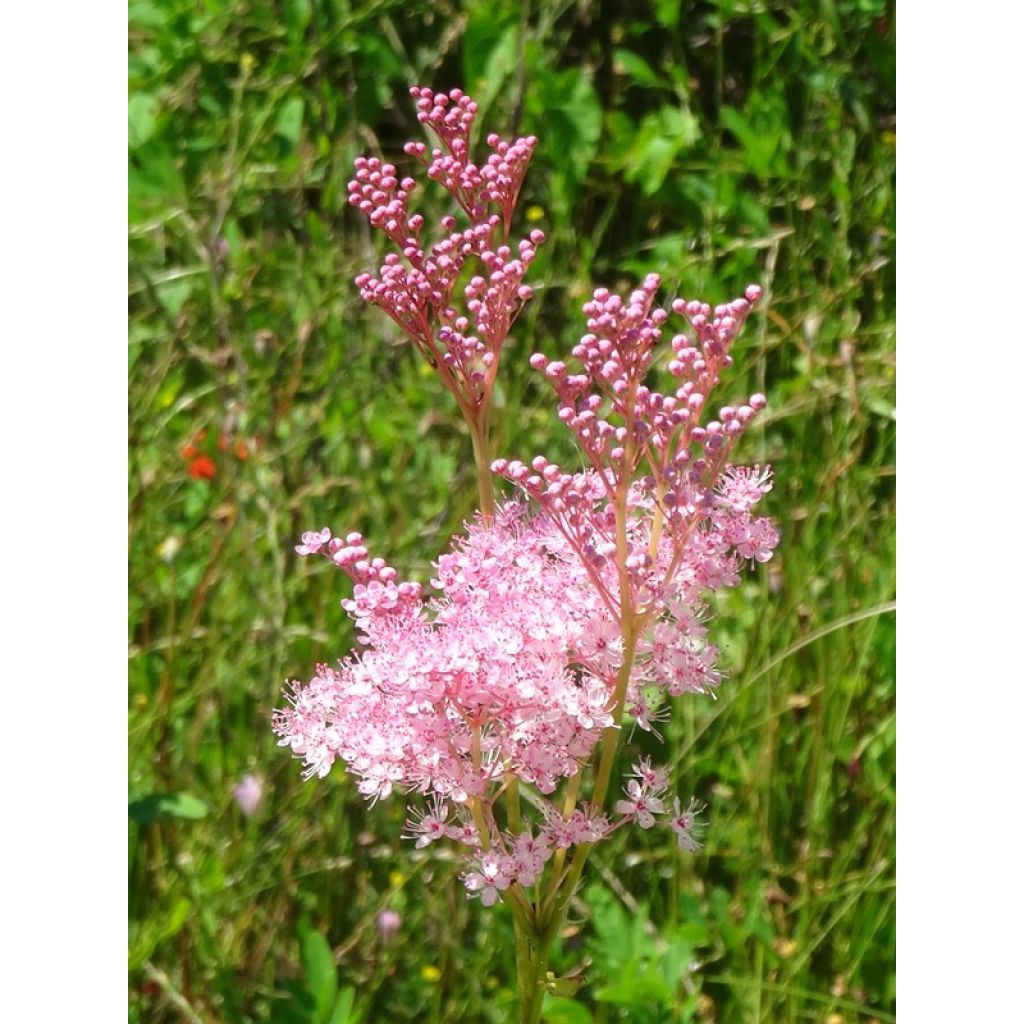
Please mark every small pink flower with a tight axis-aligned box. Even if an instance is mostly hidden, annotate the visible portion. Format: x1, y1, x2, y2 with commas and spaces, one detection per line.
628, 756, 669, 795
628, 695, 670, 739
615, 779, 665, 829
716, 465, 773, 513
376, 908, 402, 942
668, 797, 706, 852
403, 797, 450, 849
295, 528, 331, 556
576, 617, 622, 669
463, 851, 513, 906
233, 774, 263, 817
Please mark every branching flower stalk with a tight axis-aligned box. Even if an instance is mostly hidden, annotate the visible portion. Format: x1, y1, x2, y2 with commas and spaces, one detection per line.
275, 87, 779, 1024
348, 86, 540, 517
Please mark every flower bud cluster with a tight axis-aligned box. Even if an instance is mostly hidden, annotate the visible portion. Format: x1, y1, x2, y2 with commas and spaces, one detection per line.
405, 87, 537, 229
348, 87, 543, 422
493, 278, 778, 639
523, 276, 765, 496
295, 527, 422, 637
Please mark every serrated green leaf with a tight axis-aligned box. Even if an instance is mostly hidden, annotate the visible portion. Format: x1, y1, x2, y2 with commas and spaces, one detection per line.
625, 106, 700, 195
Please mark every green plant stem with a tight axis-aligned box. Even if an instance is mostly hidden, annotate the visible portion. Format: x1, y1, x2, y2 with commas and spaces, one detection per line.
514, 916, 553, 1024
507, 776, 522, 835
470, 412, 496, 519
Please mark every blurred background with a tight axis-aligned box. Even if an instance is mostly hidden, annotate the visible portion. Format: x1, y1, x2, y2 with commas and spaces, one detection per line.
128, 1, 895, 1021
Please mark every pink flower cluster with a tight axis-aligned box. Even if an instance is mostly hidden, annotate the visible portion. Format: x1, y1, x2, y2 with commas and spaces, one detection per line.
347, 86, 543, 423
278, 86, 779, 908
276, 345, 775, 897
278, 504, 616, 798
492, 274, 779, 704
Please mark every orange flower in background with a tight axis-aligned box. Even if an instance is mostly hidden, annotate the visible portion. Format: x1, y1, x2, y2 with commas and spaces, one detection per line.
179, 426, 257, 479
180, 429, 207, 461
187, 455, 216, 480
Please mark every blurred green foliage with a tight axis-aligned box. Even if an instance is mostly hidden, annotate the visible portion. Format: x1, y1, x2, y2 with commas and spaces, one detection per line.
129, 1, 895, 1021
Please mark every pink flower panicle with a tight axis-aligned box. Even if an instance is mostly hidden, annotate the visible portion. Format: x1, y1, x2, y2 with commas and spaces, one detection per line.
491, 275, 779, 713
348, 87, 543, 421
277, 282, 778, 896
279, 86, 780, 908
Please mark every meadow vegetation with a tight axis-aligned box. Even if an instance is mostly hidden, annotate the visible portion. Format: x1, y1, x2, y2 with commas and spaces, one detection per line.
129, 2, 895, 1020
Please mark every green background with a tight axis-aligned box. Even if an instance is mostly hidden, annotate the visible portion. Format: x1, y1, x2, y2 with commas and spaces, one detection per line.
129, 1, 895, 1021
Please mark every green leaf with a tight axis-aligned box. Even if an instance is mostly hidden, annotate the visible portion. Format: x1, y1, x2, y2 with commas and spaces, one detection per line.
128, 899, 191, 970
128, 148, 185, 223
546, 976, 583, 998
155, 277, 195, 317
327, 985, 357, 1024
622, 105, 700, 196
128, 93, 158, 150
128, 0, 168, 29
653, 0, 681, 27
542, 996, 593, 1024
462, 7, 518, 101
299, 920, 337, 1024
612, 49, 665, 89
128, 792, 209, 824
276, 97, 305, 148
595, 958, 673, 1005
286, 0, 312, 37
527, 68, 601, 208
